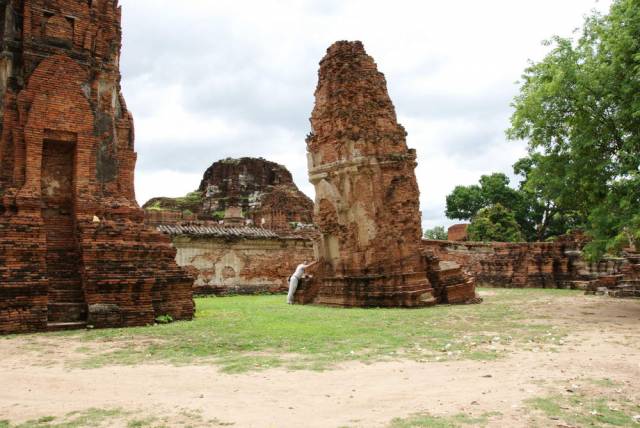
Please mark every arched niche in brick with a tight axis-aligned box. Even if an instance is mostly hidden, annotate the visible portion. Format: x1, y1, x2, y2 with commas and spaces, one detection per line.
20, 55, 95, 217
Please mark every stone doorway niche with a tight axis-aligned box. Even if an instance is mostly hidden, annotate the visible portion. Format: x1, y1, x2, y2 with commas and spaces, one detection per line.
41, 133, 87, 326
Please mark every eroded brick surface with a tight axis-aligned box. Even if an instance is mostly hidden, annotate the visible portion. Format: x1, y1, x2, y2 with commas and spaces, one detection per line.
447, 224, 469, 242
423, 239, 582, 288
422, 234, 639, 295
171, 233, 315, 296
0, 0, 193, 334
297, 41, 477, 307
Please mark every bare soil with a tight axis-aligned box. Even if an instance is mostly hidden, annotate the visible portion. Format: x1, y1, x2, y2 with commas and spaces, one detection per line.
1, 292, 639, 427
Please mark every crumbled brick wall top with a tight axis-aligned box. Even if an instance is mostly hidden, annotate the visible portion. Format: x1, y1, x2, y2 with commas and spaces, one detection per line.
421, 235, 627, 290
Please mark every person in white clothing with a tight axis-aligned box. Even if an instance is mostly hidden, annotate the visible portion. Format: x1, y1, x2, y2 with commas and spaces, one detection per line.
287, 260, 318, 304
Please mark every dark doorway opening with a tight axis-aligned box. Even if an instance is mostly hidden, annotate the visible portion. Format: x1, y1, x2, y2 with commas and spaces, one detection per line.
41, 138, 86, 327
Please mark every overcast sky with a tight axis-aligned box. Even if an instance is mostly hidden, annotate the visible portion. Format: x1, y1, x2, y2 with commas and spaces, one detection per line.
120, 0, 612, 229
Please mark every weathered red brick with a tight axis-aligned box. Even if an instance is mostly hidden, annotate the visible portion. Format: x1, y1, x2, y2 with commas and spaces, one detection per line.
295, 41, 478, 307
0, 0, 194, 334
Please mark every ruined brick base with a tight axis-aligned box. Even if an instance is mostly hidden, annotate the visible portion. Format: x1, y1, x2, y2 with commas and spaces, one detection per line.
294, 257, 479, 307
585, 251, 640, 299
0, 213, 49, 334
0, 210, 195, 335
426, 258, 482, 305
296, 273, 436, 308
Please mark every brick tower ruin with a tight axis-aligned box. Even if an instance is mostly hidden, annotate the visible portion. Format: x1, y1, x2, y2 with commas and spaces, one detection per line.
0, 0, 194, 334
298, 41, 439, 307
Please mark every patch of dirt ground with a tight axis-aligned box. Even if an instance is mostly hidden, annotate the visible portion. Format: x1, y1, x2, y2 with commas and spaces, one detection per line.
0, 293, 639, 428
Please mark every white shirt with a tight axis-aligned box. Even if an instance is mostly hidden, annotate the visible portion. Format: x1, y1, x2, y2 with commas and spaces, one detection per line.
292, 264, 306, 280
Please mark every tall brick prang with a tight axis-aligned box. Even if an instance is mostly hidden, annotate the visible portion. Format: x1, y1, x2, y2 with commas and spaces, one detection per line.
297, 41, 472, 307
0, 0, 194, 334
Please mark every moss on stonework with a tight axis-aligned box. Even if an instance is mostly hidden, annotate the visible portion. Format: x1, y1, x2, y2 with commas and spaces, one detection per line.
143, 191, 203, 213
221, 158, 241, 165
212, 211, 225, 221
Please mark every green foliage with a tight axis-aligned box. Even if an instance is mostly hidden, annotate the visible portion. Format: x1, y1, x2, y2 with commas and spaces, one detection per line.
446, 184, 484, 221
4, 409, 127, 428
445, 173, 542, 240
212, 211, 225, 221
507, 0, 640, 258
446, 173, 521, 221
585, 187, 640, 260
144, 191, 203, 213
527, 391, 640, 427
173, 191, 203, 207
512, 154, 585, 241
389, 412, 503, 427
424, 226, 448, 240
467, 204, 524, 243
145, 201, 164, 211
154, 314, 174, 325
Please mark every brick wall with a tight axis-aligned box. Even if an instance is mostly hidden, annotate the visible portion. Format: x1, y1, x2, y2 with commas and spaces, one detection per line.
173, 235, 315, 296
421, 238, 624, 289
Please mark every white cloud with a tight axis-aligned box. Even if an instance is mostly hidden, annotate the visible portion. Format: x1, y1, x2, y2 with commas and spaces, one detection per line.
120, 0, 613, 228
135, 170, 202, 206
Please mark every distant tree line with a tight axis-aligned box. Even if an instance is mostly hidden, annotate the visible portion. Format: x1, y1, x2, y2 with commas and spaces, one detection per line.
443, 0, 639, 261
423, 226, 448, 240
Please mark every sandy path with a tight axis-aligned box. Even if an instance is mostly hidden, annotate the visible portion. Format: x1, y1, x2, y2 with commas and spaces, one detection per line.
1, 296, 639, 427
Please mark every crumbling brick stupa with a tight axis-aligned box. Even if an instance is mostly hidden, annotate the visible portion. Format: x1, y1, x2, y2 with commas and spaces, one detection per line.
295, 41, 478, 307
144, 157, 314, 230
143, 158, 317, 296
0, 0, 194, 334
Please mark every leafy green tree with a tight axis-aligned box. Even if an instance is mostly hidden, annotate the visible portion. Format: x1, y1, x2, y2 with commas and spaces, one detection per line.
507, 0, 640, 259
584, 174, 640, 258
446, 173, 539, 239
424, 226, 448, 240
445, 184, 484, 221
513, 154, 585, 241
446, 173, 521, 219
467, 204, 524, 243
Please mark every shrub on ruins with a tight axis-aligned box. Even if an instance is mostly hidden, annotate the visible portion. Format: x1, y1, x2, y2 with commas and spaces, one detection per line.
144, 191, 204, 213
507, 0, 640, 260
467, 204, 524, 243
424, 226, 448, 240
155, 314, 174, 324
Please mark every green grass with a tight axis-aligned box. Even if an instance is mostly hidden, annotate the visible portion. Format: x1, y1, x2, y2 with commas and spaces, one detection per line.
389, 412, 500, 427
1, 408, 214, 428
4, 409, 127, 428
527, 390, 640, 427
42, 289, 577, 372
